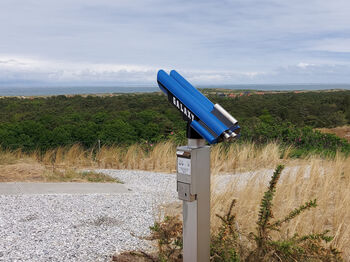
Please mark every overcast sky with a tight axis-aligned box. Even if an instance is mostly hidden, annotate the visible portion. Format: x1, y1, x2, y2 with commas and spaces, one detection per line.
1, 0, 350, 86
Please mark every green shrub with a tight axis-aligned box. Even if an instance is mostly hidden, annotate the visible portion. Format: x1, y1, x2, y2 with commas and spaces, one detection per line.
211, 199, 240, 262
1, 91, 350, 153
241, 120, 350, 157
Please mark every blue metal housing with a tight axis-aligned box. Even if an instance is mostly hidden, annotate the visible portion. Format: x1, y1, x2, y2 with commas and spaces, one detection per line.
157, 70, 240, 144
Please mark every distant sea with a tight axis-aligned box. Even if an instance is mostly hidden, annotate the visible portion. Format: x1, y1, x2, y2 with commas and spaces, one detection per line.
0, 84, 349, 96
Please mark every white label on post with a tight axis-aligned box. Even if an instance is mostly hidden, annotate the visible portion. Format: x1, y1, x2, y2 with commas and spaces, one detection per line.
178, 157, 191, 175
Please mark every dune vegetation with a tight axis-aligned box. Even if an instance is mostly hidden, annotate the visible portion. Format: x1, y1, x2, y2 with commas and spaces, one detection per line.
129, 163, 348, 261
1, 91, 350, 260
211, 156, 350, 260
1, 141, 350, 260
1, 141, 300, 181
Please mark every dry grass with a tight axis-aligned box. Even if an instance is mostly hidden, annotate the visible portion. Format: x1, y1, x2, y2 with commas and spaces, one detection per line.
41, 169, 120, 183
1, 142, 291, 173
0, 161, 46, 182
211, 154, 350, 260
317, 125, 350, 142
34, 142, 177, 172
0, 162, 119, 183
0, 147, 119, 183
95, 141, 177, 171
210, 142, 293, 175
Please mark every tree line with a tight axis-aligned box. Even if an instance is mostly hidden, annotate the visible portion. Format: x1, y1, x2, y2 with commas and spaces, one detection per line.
0, 90, 349, 154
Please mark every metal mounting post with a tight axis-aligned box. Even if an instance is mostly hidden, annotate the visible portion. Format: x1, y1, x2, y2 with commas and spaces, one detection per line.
157, 70, 240, 261
176, 133, 210, 262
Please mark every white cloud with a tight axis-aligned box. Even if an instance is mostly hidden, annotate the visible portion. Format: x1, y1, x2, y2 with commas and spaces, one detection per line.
273, 63, 350, 83
297, 62, 315, 69
0, 55, 269, 85
1, 0, 350, 85
0, 55, 157, 84
1, 54, 350, 86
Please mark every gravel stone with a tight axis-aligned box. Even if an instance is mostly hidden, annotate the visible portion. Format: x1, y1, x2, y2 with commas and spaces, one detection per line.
0, 170, 178, 262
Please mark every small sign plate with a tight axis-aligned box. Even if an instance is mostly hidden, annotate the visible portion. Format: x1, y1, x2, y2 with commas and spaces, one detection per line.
177, 157, 191, 175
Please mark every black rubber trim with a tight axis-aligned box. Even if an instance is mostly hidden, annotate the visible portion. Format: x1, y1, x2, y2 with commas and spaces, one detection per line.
186, 122, 202, 139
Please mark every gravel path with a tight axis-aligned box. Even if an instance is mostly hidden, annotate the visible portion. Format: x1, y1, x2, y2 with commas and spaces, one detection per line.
0, 170, 178, 262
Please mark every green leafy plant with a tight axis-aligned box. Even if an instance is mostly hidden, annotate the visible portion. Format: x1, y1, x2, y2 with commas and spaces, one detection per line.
211, 199, 240, 262
113, 216, 183, 262
149, 216, 183, 262
246, 165, 342, 261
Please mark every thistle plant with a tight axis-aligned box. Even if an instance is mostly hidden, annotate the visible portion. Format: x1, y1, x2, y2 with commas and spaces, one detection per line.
211, 199, 240, 262
247, 165, 342, 261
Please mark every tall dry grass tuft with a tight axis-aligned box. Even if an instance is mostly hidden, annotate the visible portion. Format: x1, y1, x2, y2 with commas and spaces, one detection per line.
211, 142, 287, 175
0, 150, 18, 165
211, 154, 350, 259
123, 144, 145, 169
39, 144, 95, 169
31, 141, 178, 171
146, 141, 176, 172
0, 148, 34, 165
95, 145, 123, 169
63, 144, 92, 167
94, 142, 176, 171
0, 141, 305, 173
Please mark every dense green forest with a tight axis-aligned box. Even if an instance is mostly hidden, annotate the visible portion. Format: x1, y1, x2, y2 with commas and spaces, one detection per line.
0, 90, 350, 155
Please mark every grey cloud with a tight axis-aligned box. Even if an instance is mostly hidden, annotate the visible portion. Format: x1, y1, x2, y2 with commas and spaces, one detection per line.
0, 0, 350, 85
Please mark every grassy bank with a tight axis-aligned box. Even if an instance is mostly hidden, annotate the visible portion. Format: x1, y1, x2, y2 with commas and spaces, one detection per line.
0, 141, 324, 174
0, 140, 348, 178
0, 149, 120, 182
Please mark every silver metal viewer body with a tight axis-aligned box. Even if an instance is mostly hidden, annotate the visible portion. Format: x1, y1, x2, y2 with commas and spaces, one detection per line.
176, 139, 210, 262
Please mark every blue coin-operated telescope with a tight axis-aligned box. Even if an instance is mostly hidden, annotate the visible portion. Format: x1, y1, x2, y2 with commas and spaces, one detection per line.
157, 69, 240, 144
157, 70, 240, 262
